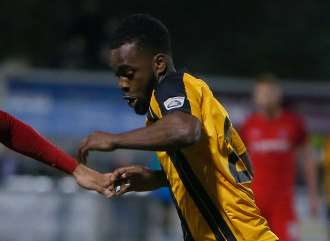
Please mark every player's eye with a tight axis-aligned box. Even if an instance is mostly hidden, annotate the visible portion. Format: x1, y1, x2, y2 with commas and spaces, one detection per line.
115, 66, 135, 80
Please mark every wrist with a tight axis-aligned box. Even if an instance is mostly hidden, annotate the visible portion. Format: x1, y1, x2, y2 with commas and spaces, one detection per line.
72, 163, 86, 178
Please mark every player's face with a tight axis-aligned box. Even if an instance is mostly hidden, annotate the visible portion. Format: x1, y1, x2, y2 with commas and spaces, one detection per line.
109, 42, 157, 115
254, 82, 282, 112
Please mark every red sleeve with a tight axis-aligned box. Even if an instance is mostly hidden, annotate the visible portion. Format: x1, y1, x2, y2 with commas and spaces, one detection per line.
0, 111, 78, 174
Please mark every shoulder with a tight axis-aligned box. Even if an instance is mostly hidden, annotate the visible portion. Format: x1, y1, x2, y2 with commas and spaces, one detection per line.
182, 72, 210, 93
282, 110, 304, 124
281, 111, 307, 136
155, 72, 207, 95
154, 72, 184, 96
153, 72, 192, 115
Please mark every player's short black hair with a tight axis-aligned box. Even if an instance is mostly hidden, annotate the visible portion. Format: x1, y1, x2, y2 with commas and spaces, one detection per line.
109, 14, 172, 55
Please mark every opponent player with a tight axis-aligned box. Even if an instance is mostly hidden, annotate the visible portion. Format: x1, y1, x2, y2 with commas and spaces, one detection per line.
240, 75, 318, 241
78, 14, 278, 240
0, 110, 112, 195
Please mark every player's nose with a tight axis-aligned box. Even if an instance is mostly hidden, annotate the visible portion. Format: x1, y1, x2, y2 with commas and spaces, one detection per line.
118, 78, 130, 93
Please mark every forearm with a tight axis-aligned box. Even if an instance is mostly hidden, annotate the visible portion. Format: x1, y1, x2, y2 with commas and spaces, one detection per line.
133, 169, 168, 192
304, 158, 318, 197
0, 111, 78, 173
114, 113, 201, 151
150, 170, 168, 189
114, 125, 180, 151
302, 143, 318, 198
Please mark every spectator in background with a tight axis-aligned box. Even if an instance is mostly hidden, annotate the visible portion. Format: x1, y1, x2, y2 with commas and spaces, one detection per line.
240, 74, 318, 241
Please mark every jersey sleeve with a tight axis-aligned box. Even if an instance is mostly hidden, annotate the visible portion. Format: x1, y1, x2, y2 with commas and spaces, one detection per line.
230, 127, 247, 155
153, 72, 200, 119
0, 110, 78, 173
145, 104, 160, 127
223, 116, 247, 155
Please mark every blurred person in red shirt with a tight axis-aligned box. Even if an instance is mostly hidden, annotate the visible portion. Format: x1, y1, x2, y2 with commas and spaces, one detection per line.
240, 74, 318, 241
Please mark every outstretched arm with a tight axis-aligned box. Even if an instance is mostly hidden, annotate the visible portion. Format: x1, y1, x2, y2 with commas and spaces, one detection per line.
0, 111, 112, 196
0, 110, 77, 173
301, 142, 319, 216
78, 111, 201, 162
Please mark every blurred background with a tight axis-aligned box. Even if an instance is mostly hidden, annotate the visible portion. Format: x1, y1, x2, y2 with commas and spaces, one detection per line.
0, 1, 329, 241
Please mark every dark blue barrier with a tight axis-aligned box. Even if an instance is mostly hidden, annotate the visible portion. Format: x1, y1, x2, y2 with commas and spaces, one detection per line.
4, 77, 145, 137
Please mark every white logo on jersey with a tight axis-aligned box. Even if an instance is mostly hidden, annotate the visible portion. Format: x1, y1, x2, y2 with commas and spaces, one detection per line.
164, 97, 185, 110
251, 139, 290, 153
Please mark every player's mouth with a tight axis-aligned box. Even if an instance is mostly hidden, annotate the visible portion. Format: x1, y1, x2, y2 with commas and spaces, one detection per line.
123, 95, 138, 108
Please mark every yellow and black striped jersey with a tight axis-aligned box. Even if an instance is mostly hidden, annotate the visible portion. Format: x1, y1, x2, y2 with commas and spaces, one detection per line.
146, 72, 278, 241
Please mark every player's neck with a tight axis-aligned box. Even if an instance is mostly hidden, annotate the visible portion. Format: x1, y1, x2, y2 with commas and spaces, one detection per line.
158, 61, 176, 84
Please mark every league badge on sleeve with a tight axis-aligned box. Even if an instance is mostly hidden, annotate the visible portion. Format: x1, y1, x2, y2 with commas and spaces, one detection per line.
164, 96, 185, 110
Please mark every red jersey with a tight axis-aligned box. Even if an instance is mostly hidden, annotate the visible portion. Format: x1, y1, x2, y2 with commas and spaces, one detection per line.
241, 111, 307, 198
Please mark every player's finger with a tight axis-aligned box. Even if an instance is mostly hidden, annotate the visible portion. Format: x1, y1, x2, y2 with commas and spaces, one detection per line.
108, 190, 117, 198
93, 184, 106, 194
103, 188, 114, 198
78, 138, 88, 151
78, 137, 95, 162
110, 168, 128, 183
114, 182, 131, 196
120, 170, 135, 179
109, 170, 120, 183
115, 167, 129, 176
103, 182, 118, 198
108, 184, 115, 192
78, 140, 87, 163
79, 137, 88, 148
95, 183, 115, 198
78, 150, 87, 164
120, 183, 131, 194
116, 166, 136, 179
82, 149, 89, 164
79, 144, 91, 164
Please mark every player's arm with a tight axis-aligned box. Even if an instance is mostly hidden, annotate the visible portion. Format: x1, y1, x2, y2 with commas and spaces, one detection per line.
293, 117, 319, 216
78, 111, 201, 162
300, 141, 319, 216
0, 111, 112, 196
0, 111, 78, 173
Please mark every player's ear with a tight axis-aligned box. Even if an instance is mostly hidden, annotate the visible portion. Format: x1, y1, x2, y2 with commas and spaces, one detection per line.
152, 53, 167, 78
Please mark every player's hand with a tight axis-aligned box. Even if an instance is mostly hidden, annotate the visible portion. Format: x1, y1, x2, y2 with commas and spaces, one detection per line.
108, 165, 156, 197
78, 131, 117, 164
73, 163, 113, 198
